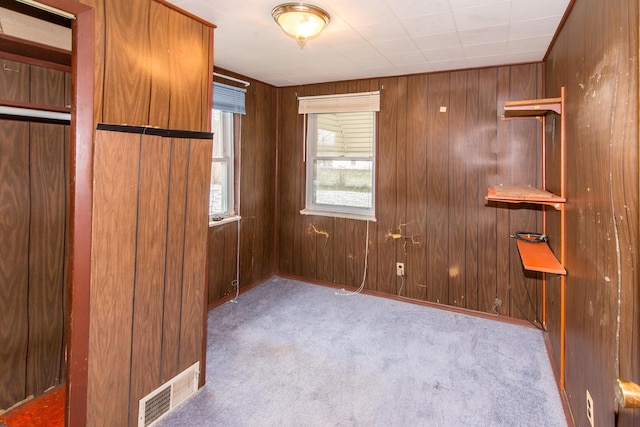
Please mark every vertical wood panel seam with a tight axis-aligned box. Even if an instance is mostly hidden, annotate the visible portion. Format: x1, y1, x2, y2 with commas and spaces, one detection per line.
99, 0, 107, 124
24, 123, 32, 399
177, 139, 192, 369
159, 140, 174, 384
127, 133, 144, 427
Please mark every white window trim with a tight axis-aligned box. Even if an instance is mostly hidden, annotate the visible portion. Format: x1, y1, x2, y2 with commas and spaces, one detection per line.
210, 110, 235, 219
303, 110, 377, 221
209, 214, 241, 227
298, 91, 380, 221
300, 209, 376, 222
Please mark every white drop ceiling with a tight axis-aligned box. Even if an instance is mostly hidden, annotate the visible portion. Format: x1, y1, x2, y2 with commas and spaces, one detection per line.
169, 0, 570, 87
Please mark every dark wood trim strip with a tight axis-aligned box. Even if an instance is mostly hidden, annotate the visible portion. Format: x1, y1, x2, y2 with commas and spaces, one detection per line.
543, 0, 577, 62
207, 275, 274, 311
0, 34, 71, 68
200, 25, 215, 389
0, 51, 71, 72
276, 273, 538, 329
64, 2, 95, 426
543, 333, 576, 426
96, 123, 213, 140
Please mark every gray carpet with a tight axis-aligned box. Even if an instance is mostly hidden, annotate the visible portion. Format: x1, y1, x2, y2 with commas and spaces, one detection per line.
155, 276, 566, 427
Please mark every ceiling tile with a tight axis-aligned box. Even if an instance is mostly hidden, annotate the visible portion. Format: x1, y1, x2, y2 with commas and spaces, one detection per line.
400, 12, 457, 37
507, 35, 553, 54
383, 50, 428, 66
353, 21, 409, 42
167, 0, 571, 86
508, 16, 564, 39
458, 25, 508, 44
453, 1, 511, 31
422, 46, 466, 62
326, 0, 394, 26
510, 0, 570, 22
463, 41, 508, 57
384, 0, 451, 19
413, 32, 462, 51
372, 39, 419, 55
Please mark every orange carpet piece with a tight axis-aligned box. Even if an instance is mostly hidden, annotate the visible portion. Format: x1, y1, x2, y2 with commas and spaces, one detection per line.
0, 386, 65, 427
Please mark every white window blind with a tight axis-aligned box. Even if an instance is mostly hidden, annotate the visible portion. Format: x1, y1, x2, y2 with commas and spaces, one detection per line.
298, 91, 380, 114
213, 82, 246, 115
315, 112, 374, 157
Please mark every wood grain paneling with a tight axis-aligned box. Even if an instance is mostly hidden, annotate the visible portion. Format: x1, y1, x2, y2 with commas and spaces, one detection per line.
83, 0, 211, 131
0, 60, 29, 103
0, 59, 69, 410
88, 130, 140, 427
405, 74, 428, 301
545, 0, 639, 425
179, 137, 211, 371
377, 77, 400, 296
207, 70, 277, 306
276, 64, 546, 324
0, 121, 30, 410
26, 123, 67, 398
29, 66, 66, 107
128, 135, 170, 427
476, 68, 499, 315
462, 70, 480, 311
161, 138, 189, 382
425, 72, 451, 305
447, 71, 468, 308
89, 129, 212, 427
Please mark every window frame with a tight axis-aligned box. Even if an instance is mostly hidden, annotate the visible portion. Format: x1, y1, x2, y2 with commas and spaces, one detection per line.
302, 111, 377, 221
209, 109, 236, 220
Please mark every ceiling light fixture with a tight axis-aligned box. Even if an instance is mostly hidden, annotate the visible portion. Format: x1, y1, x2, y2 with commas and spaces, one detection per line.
271, 3, 330, 48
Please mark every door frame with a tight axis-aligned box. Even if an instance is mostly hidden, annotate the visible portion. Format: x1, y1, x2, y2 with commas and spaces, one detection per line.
33, 1, 95, 425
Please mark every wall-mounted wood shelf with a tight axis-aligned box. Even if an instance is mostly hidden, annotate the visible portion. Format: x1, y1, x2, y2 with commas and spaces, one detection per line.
502, 97, 562, 118
492, 86, 567, 390
486, 185, 565, 210
516, 239, 566, 275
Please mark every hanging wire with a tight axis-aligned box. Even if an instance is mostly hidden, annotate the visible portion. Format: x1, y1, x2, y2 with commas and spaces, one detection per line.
335, 220, 370, 296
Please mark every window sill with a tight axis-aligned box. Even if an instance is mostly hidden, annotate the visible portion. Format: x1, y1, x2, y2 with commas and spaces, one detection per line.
300, 209, 376, 222
209, 215, 241, 228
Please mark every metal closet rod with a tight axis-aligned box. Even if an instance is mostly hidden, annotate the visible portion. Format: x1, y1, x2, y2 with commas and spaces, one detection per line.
213, 72, 250, 87
0, 105, 70, 122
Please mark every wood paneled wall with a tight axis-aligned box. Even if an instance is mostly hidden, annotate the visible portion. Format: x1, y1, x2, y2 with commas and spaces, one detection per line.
545, 0, 639, 425
76, 1, 214, 425
81, 0, 211, 131
207, 70, 277, 305
0, 60, 69, 410
89, 129, 211, 427
276, 64, 546, 322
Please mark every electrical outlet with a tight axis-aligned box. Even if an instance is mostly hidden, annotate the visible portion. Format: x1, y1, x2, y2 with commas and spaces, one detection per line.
586, 390, 594, 427
396, 262, 405, 276
494, 298, 502, 307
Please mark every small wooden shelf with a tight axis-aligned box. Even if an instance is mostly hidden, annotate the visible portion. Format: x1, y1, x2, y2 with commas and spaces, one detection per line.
516, 239, 566, 275
486, 185, 565, 209
502, 96, 562, 118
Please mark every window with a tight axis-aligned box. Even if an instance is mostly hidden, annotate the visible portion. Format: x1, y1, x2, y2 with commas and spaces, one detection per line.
210, 109, 234, 217
210, 81, 246, 220
299, 91, 379, 220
